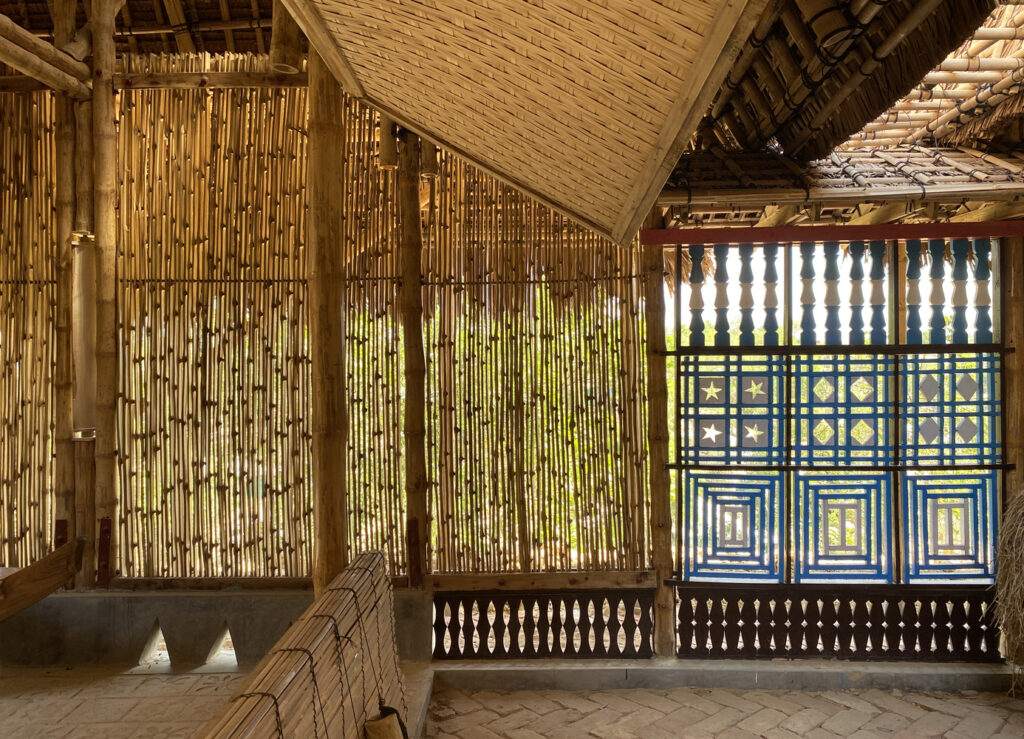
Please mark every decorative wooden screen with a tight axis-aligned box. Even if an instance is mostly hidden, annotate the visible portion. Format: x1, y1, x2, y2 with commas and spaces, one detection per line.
670, 240, 1003, 585
432, 590, 654, 659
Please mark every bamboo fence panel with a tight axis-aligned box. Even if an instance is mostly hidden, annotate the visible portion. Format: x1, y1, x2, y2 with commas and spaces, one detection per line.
0, 90, 56, 568
424, 153, 650, 573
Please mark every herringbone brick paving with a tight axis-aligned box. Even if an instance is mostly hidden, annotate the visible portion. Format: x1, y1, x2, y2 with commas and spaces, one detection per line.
426, 685, 1024, 738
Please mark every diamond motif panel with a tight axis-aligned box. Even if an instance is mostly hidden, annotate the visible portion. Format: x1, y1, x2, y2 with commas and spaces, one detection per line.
792, 356, 894, 465
679, 355, 785, 465
683, 472, 783, 582
795, 473, 892, 582
901, 354, 1000, 465
903, 471, 998, 582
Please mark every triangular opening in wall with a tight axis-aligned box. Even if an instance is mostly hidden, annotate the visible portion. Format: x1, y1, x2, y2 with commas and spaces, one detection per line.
206, 622, 238, 669
139, 619, 170, 666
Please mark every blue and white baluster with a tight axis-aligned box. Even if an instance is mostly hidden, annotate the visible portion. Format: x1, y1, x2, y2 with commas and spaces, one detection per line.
929, 239, 947, 344
763, 244, 779, 346
848, 241, 865, 345
951, 238, 969, 344
715, 244, 731, 347
824, 242, 841, 345
974, 238, 993, 343
689, 245, 706, 346
905, 240, 923, 344
739, 244, 755, 346
800, 243, 816, 345
870, 240, 887, 344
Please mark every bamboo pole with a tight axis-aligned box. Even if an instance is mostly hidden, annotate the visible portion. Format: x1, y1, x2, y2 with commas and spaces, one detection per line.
399, 131, 428, 587
308, 51, 349, 596
52, 0, 76, 562
643, 235, 674, 656
73, 99, 95, 588
1005, 239, 1023, 504
0, 33, 90, 98
269, 0, 302, 74
0, 13, 91, 80
92, 0, 117, 587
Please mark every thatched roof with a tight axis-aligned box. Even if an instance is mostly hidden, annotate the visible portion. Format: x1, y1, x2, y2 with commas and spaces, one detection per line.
0, 0, 991, 241
847, 5, 1024, 149
660, 145, 1024, 226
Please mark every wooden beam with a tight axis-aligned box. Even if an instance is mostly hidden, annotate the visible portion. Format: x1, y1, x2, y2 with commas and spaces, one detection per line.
611, 0, 770, 245
0, 538, 84, 622
643, 220, 1024, 246
0, 74, 46, 91
399, 131, 428, 588
428, 570, 657, 592
0, 33, 90, 98
269, 0, 302, 74
278, 0, 363, 96
1005, 239, 1023, 505
379, 115, 398, 170
0, 13, 90, 80
308, 51, 349, 598
160, 0, 196, 53
109, 575, 411, 590
113, 71, 307, 89
93, 0, 118, 588
644, 230, 675, 656
846, 202, 913, 226
51, 0, 76, 580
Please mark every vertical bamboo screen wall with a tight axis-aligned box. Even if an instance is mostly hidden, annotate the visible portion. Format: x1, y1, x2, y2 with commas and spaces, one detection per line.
424, 157, 649, 572
0, 91, 55, 568
0, 54, 650, 577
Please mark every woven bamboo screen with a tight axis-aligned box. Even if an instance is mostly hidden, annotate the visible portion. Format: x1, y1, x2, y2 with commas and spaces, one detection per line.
0, 91, 55, 568
424, 156, 649, 572
116, 55, 407, 577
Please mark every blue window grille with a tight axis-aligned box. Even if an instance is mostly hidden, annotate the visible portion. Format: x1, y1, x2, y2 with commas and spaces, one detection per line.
683, 472, 783, 581
672, 239, 1002, 585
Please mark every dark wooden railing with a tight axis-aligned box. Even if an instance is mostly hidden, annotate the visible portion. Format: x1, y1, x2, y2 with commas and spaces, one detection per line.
676, 583, 1001, 662
433, 589, 655, 659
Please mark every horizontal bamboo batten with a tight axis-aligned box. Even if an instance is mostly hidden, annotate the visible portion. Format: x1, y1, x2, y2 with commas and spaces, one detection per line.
0, 90, 55, 569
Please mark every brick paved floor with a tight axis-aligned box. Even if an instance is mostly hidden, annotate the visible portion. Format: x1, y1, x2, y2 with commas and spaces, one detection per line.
426, 685, 1024, 738
0, 662, 247, 738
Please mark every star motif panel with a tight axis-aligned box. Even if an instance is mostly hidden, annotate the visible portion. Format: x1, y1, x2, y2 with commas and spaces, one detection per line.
678, 355, 785, 465
795, 473, 892, 582
791, 355, 894, 466
683, 471, 783, 582
901, 354, 1000, 466
903, 471, 998, 582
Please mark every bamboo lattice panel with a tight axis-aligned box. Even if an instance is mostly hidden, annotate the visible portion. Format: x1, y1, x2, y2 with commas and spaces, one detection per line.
0, 91, 55, 568
298, 0, 739, 242
424, 155, 649, 573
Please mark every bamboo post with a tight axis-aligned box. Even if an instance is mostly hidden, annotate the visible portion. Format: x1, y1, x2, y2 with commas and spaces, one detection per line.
308, 51, 349, 596
52, 0, 76, 562
379, 115, 397, 170
269, 0, 302, 74
73, 98, 95, 589
399, 130, 428, 587
92, 0, 117, 587
1004, 239, 1023, 504
644, 238, 675, 656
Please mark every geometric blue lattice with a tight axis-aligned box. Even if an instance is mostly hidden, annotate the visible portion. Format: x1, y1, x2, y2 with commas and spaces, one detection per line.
684, 471, 783, 582
791, 355, 894, 465
901, 354, 1000, 466
902, 471, 998, 582
795, 472, 892, 582
679, 355, 785, 465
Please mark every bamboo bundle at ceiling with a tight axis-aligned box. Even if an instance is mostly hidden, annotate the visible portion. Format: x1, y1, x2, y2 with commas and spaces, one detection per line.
846, 4, 1024, 149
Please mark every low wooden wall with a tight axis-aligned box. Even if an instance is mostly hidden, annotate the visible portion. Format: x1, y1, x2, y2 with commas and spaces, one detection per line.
200, 551, 406, 737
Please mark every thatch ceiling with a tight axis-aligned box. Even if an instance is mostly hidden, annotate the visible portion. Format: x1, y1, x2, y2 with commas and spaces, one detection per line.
847, 5, 1024, 150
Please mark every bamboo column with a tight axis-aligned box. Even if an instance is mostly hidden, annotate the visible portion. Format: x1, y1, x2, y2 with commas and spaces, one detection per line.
73, 100, 95, 589
308, 51, 349, 596
399, 131, 428, 587
1004, 239, 1023, 504
92, 0, 117, 587
269, 0, 302, 74
644, 239, 675, 656
52, 0, 76, 558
